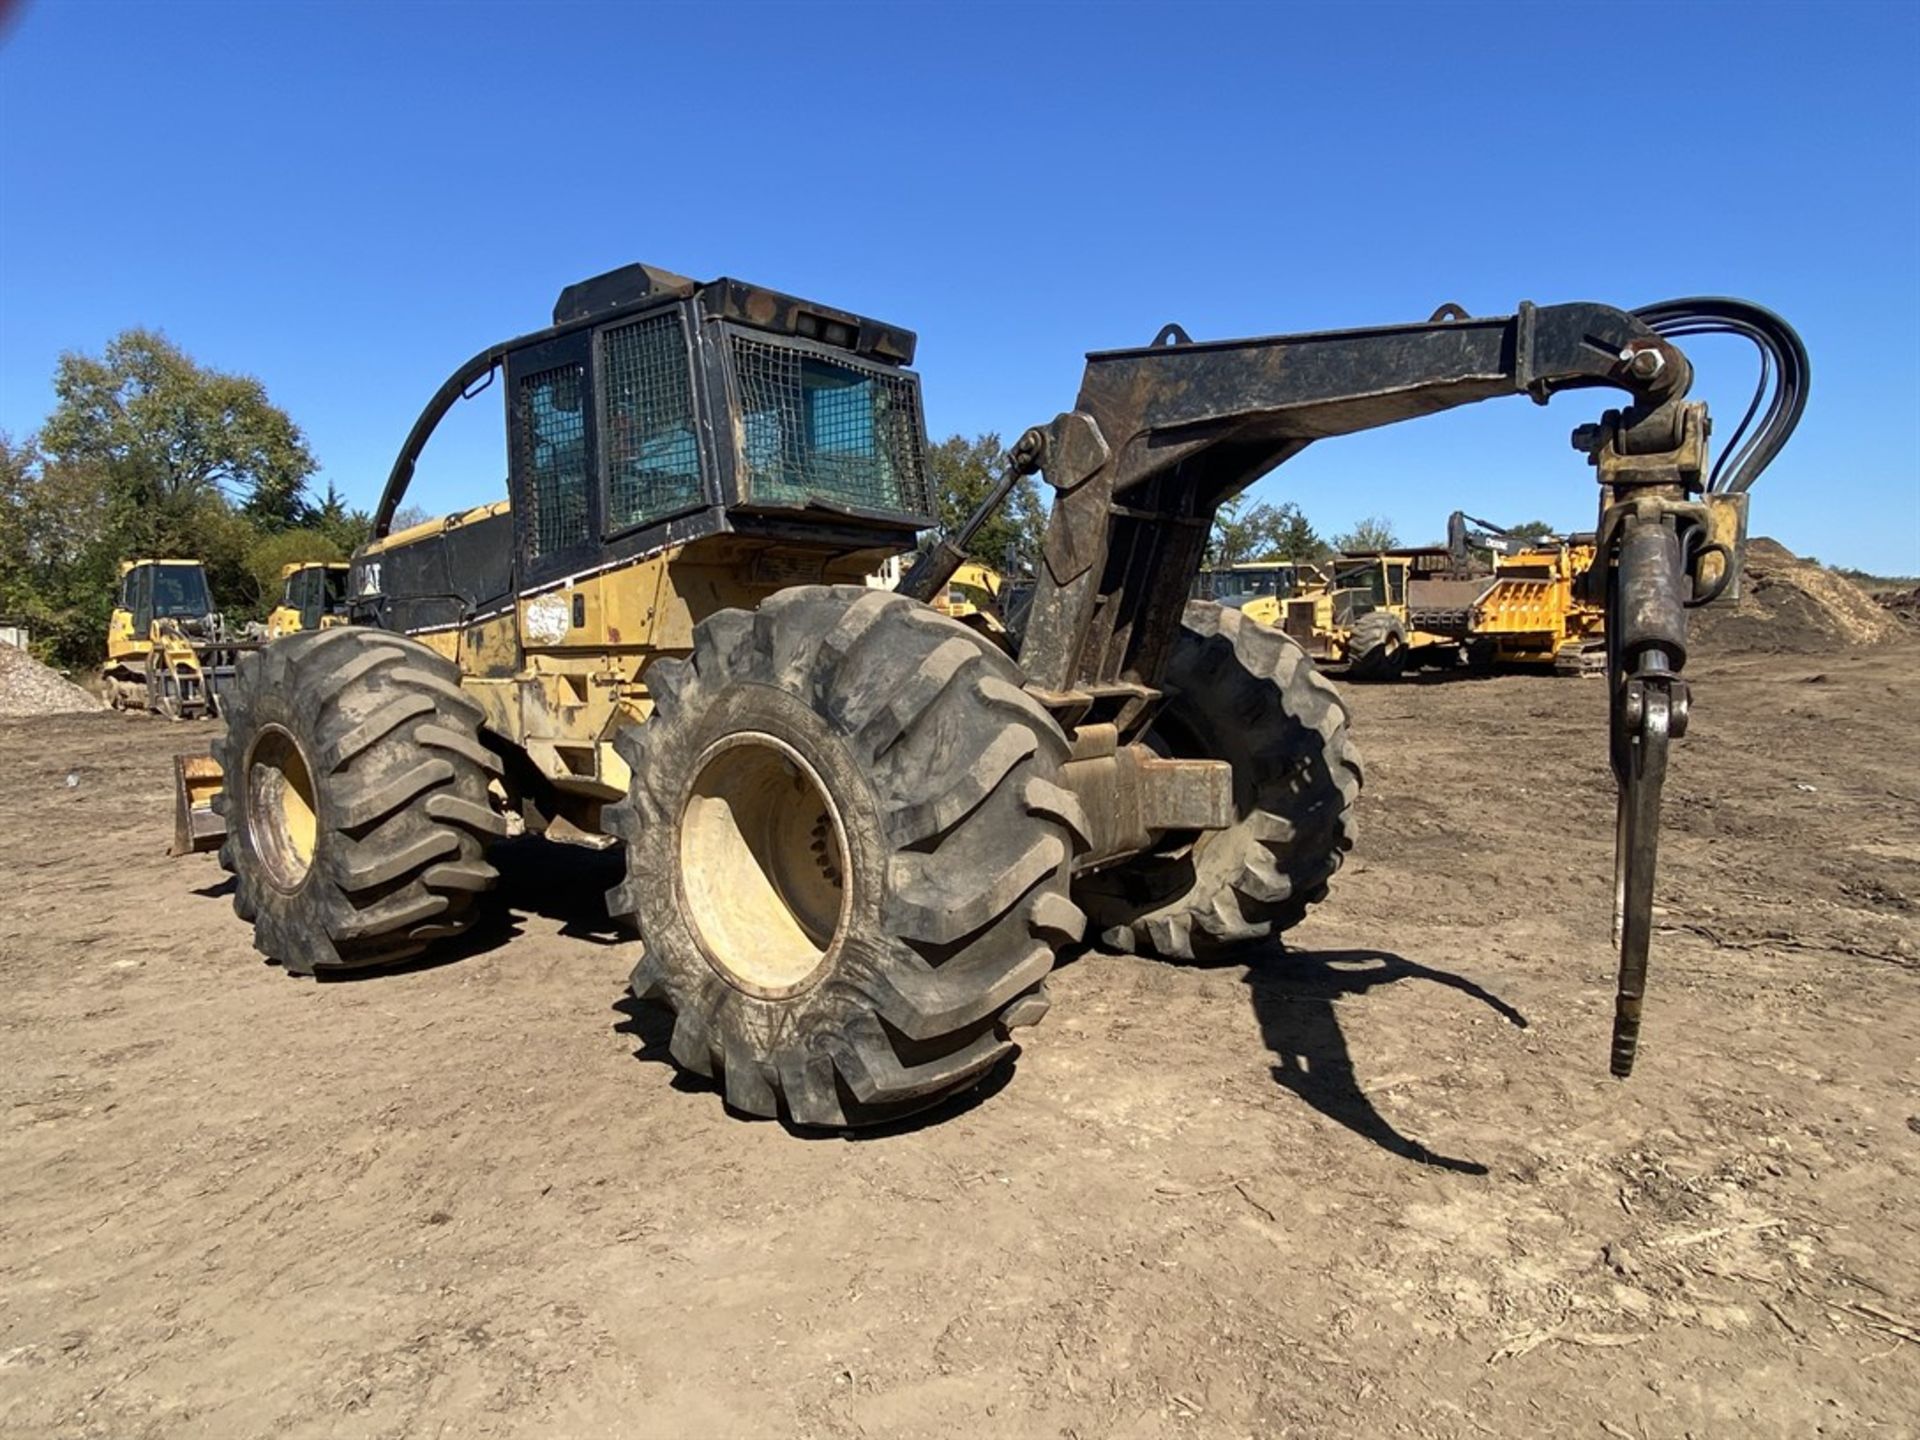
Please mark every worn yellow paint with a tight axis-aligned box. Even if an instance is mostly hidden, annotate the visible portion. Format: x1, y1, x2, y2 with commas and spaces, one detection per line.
364, 530, 898, 805
1700, 492, 1749, 604
360, 499, 513, 557
105, 603, 146, 665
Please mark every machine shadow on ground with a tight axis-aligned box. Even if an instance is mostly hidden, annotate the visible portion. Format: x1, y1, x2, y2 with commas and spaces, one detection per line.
486, 834, 630, 945
190, 837, 1525, 1163
1231, 945, 1529, 1174
1364, 662, 1587, 688
190, 833, 627, 980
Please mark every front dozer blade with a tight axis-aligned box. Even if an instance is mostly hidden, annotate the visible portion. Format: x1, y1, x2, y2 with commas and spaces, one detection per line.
170, 753, 226, 857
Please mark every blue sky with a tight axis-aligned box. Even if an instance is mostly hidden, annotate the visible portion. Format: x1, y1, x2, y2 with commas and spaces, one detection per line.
2, 0, 1915, 572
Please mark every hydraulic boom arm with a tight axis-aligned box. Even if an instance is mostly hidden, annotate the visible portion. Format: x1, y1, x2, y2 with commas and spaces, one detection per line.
1012, 301, 1691, 695
982, 296, 1803, 1080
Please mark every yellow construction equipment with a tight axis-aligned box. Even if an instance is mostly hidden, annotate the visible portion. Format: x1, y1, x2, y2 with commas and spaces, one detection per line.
1278, 554, 1425, 680
1194, 560, 1326, 627
104, 558, 251, 718
930, 560, 1009, 635
1466, 538, 1605, 672
265, 561, 352, 639
1404, 518, 1607, 674
167, 262, 1804, 1115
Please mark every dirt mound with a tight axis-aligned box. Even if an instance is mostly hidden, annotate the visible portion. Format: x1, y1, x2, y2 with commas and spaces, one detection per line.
1875, 584, 1920, 627
0, 641, 106, 718
1691, 537, 1906, 655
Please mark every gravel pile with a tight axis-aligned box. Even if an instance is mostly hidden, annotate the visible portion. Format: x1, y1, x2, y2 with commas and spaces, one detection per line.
0, 642, 106, 718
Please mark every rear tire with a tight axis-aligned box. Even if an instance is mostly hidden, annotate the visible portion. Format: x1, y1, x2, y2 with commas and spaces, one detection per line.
213, 628, 505, 974
1078, 601, 1361, 960
605, 585, 1087, 1128
1346, 611, 1409, 681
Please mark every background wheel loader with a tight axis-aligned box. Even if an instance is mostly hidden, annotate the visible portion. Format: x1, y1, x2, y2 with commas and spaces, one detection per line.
929, 560, 1012, 640
173, 265, 1804, 1123
1196, 559, 1417, 679
105, 558, 253, 718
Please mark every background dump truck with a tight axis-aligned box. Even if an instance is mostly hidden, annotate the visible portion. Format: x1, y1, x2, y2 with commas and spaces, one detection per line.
173, 266, 1804, 1124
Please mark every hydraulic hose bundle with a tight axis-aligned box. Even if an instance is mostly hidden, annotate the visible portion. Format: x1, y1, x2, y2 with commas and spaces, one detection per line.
1633, 298, 1809, 496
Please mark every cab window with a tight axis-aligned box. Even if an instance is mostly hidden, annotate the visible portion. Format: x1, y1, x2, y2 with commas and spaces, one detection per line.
517, 364, 592, 558
299, 571, 326, 629
1334, 563, 1386, 605
131, 565, 152, 630
151, 565, 210, 618
600, 312, 703, 534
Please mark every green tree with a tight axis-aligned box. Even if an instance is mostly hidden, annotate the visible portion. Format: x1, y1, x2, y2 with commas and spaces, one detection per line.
4, 328, 328, 664
1268, 502, 1328, 561
0, 432, 123, 664
1333, 515, 1398, 554
40, 328, 317, 530
302, 480, 374, 553
1208, 498, 1327, 567
1504, 519, 1557, 543
246, 528, 349, 604
925, 432, 1047, 575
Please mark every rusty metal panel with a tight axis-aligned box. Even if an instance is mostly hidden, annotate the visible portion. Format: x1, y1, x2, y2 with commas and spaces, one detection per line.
1700, 492, 1750, 603
169, 754, 226, 857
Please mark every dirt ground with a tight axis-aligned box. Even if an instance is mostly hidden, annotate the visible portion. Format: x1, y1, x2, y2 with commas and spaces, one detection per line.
3, 630, 1916, 1438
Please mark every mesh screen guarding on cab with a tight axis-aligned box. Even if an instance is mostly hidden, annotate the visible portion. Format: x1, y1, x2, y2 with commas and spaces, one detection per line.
729, 334, 929, 516
601, 312, 703, 532
517, 363, 590, 557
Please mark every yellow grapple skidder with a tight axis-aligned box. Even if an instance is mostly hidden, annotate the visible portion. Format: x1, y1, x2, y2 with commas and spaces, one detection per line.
173, 270, 1805, 1120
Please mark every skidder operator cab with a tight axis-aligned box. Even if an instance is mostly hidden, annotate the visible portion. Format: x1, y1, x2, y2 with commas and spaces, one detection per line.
353, 263, 932, 633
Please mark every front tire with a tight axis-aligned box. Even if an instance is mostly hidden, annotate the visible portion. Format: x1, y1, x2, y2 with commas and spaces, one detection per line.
605, 586, 1088, 1127
1078, 602, 1361, 960
213, 628, 505, 974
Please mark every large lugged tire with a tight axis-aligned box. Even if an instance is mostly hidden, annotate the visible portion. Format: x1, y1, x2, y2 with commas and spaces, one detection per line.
605, 585, 1088, 1128
1345, 610, 1409, 681
1078, 601, 1361, 960
213, 628, 505, 974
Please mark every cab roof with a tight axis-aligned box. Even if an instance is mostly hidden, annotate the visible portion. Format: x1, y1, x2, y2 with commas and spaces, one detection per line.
550, 262, 917, 367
